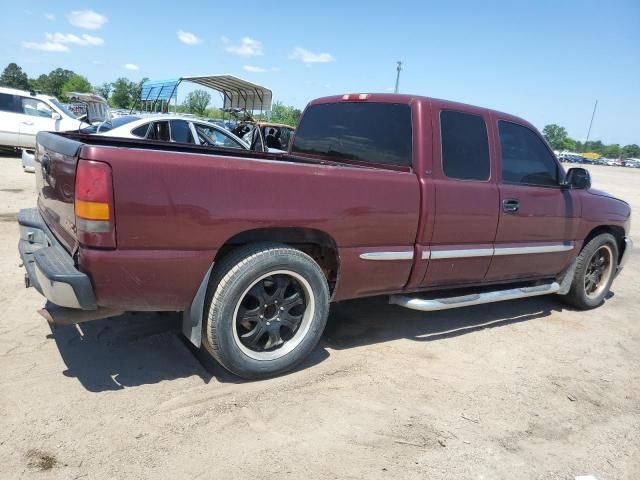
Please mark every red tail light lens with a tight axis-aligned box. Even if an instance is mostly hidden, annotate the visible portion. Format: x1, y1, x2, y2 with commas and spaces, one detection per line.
75, 160, 116, 248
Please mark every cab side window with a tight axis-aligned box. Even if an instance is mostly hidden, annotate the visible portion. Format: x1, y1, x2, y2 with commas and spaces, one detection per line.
21, 98, 54, 118
499, 121, 559, 187
440, 110, 490, 181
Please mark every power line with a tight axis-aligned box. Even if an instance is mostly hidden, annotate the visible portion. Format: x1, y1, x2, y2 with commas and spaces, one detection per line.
394, 61, 403, 94
584, 99, 598, 150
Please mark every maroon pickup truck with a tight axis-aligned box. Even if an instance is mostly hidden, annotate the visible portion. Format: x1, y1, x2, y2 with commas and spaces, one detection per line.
18, 93, 632, 379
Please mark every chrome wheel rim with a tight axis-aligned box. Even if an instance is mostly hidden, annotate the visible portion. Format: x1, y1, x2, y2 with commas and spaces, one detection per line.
584, 245, 614, 299
232, 270, 314, 361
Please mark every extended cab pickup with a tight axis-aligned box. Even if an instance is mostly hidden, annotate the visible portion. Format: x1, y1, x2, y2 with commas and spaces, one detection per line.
18, 93, 632, 378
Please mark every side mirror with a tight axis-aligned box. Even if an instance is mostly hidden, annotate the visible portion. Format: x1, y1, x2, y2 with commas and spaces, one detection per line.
52, 112, 62, 120
564, 167, 591, 189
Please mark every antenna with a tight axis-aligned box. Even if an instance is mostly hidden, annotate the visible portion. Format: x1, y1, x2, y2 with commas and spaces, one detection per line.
394, 61, 403, 94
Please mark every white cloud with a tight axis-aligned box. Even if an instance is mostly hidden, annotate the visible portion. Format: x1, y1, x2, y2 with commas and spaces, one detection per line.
22, 41, 69, 52
67, 10, 108, 30
177, 30, 201, 45
243, 65, 267, 73
45, 32, 104, 46
44, 13, 55, 21
123, 63, 139, 71
289, 47, 335, 64
224, 37, 263, 57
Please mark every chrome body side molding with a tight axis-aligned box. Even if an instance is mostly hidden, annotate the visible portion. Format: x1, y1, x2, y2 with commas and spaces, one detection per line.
359, 251, 414, 261
493, 244, 574, 256
361, 243, 574, 262
430, 248, 493, 259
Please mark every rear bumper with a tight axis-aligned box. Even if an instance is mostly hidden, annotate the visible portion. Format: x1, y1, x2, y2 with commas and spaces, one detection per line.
18, 208, 97, 310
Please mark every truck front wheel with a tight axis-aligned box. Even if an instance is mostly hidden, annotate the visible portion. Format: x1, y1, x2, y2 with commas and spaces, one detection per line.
203, 243, 329, 379
564, 233, 618, 310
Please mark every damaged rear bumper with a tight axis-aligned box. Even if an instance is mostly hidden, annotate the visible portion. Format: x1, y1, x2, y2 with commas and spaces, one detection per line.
17, 208, 97, 310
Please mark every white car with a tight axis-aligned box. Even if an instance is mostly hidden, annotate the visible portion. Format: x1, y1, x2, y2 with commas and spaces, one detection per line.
85, 115, 251, 150
0, 86, 89, 150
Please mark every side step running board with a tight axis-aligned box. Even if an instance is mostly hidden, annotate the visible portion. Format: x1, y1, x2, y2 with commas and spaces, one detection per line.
389, 282, 560, 312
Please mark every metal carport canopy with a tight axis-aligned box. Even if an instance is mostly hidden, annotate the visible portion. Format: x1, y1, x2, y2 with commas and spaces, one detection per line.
182, 75, 273, 111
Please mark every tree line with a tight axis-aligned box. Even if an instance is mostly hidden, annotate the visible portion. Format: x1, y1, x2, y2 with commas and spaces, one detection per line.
0, 62, 302, 126
542, 124, 639, 159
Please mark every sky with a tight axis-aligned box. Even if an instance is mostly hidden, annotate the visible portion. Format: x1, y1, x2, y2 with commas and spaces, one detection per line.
1, 0, 638, 145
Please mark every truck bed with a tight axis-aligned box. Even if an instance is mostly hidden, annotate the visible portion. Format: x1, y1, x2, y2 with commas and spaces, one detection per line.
33, 130, 421, 311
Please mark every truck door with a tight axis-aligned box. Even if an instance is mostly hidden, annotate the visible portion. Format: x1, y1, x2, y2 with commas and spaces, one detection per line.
418, 108, 499, 287
485, 118, 579, 281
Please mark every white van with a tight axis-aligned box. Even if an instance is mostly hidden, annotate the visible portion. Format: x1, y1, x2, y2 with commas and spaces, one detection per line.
0, 87, 92, 150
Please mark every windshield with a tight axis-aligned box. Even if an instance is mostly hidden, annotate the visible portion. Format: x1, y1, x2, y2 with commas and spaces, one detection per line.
80, 115, 141, 134
48, 98, 78, 119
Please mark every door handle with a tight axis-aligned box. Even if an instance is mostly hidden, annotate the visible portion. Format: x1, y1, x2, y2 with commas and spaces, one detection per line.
21, 121, 34, 126
502, 199, 519, 213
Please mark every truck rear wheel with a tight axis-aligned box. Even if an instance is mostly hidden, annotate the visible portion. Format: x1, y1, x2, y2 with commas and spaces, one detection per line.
203, 243, 329, 379
564, 233, 618, 310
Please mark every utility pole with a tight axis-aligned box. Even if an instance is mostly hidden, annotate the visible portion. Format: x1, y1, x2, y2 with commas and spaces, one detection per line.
394, 61, 403, 94
584, 99, 598, 151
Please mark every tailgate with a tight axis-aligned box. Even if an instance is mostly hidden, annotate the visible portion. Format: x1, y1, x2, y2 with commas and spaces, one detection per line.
35, 132, 84, 253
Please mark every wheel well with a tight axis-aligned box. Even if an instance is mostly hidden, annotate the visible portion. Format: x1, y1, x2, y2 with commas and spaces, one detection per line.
213, 228, 339, 294
582, 225, 626, 262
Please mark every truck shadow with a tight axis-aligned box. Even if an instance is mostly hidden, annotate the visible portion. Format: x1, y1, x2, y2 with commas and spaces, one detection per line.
323, 294, 576, 350
48, 293, 591, 391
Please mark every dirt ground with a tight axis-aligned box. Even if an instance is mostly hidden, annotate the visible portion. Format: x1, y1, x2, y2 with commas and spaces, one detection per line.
0, 154, 638, 480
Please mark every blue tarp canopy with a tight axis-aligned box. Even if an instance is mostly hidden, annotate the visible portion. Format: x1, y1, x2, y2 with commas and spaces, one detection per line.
139, 75, 272, 111
140, 78, 180, 102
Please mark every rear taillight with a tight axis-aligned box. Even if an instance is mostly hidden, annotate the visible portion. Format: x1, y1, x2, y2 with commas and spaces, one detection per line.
75, 160, 116, 248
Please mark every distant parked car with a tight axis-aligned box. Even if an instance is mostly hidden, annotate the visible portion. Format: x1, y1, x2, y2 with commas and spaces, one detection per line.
84, 115, 250, 150
623, 158, 640, 168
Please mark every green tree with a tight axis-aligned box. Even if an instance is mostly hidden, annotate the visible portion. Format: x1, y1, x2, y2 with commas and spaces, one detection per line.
560, 137, 577, 151
45, 68, 76, 98
622, 144, 640, 158
183, 89, 211, 116
583, 140, 605, 155
0, 62, 29, 90
110, 77, 134, 108
542, 124, 569, 150
29, 74, 49, 93
127, 77, 148, 110
61, 75, 92, 100
94, 82, 112, 100
270, 101, 302, 127
602, 144, 621, 159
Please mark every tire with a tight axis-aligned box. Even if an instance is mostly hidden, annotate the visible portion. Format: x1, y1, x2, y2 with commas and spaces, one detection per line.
563, 233, 618, 310
203, 243, 330, 379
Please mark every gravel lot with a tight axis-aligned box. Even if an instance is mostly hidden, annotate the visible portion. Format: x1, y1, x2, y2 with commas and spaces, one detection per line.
0, 154, 638, 480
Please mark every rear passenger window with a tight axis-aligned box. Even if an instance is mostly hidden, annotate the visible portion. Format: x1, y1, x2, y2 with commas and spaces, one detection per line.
499, 121, 559, 187
147, 121, 170, 141
131, 124, 150, 138
0, 93, 19, 113
170, 120, 194, 144
440, 110, 490, 181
